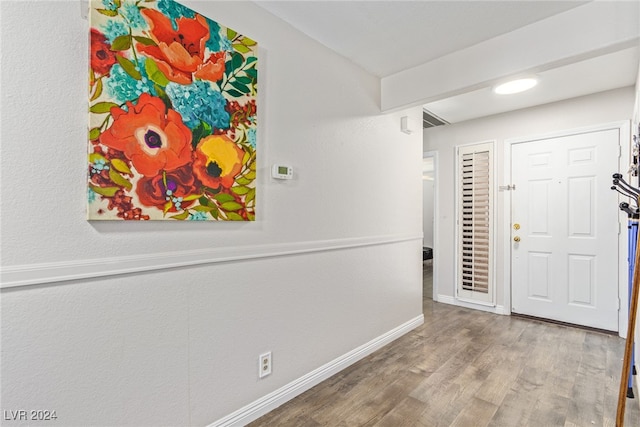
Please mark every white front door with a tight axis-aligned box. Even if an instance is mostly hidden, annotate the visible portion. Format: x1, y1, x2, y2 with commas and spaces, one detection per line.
511, 129, 620, 331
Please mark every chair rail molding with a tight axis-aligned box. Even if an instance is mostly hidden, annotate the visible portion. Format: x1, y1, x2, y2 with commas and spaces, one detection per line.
1, 233, 422, 289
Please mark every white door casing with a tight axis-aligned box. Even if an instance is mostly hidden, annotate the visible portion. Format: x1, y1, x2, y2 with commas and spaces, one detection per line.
511, 128, 620, 331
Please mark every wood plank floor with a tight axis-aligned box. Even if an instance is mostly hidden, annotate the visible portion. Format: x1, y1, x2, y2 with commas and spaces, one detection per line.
249, 263, 640, 426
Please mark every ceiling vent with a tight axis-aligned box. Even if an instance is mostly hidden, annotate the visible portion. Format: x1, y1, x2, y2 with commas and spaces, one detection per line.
423, 109, 449, 129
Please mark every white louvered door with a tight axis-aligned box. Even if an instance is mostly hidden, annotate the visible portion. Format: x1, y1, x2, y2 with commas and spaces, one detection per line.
457, 142, 494, 305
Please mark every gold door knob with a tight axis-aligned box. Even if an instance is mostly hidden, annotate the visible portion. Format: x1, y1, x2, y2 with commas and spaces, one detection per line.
514, 236, 521, 242
513, 223, 520, 230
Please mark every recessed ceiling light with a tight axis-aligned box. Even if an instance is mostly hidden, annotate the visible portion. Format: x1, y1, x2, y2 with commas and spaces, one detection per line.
493, 77, 538, 95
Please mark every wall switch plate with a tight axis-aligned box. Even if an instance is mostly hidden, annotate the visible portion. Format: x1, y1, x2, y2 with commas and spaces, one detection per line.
259, 352, 272, 378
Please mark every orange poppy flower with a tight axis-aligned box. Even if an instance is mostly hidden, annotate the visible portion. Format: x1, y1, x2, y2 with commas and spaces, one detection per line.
193, 135, 244, 190
194, 51, 226, 82
138, 9, 225, 84
100, 93, 193, 176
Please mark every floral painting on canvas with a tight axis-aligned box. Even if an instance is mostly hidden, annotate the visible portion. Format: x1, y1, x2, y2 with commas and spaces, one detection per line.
88, 0, 257, 220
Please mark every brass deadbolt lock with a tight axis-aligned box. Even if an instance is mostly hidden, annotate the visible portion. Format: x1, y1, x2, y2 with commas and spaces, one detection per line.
513, 223, 521, 230
514, 236, 521, 242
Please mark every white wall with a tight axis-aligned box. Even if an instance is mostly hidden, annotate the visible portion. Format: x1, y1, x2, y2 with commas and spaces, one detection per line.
0, 1, 423, 426
422, 156, 435, 249
422, 179, 434, 249
424, 87, 635, 310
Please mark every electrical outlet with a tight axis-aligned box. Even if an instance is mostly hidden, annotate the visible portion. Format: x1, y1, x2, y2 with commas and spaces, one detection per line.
259, 352, 272, 378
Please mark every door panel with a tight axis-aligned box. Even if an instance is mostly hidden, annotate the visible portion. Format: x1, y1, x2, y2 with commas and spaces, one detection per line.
528, 252, 551, 300
511, 129, 619, 331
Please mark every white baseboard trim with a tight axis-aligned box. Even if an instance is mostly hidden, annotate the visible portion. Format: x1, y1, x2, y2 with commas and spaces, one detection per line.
208, 314, 425, 427
437, 295, 507, 316
1, 233, 422, 289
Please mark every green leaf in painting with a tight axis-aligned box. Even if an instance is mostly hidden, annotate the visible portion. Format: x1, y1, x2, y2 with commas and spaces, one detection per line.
221, 201, 243, 211
237, 134, 248, 146
191, 120, 212, 149
199, 196, 212, 206
97, 9, 118, 16
170, 211, 190, 220
241, 36, 257, 47
246, 56, 258, 65
191, 127, 204, 150
227, 28, 238, 41
229, 80, 250, 94
116, 55, 141, 80
89, 128, 101, 141
244, 170, 256, 180
226, 212, 244, 221
110, 158, 132, 175
145, 58, 170, 86
90, 78, 103, 101
203, 186, 222, 195
109, 168, 133, 190
111, 35, 132, 51
192, 205, 216, 212
235, 76, 253, 85
153, 84, 173, 110
114, 0, 122, 7
246, 188, 256, 204
231, 186, 250, 195
244, 68, 257, 79
214, 193, 236, 203
236, 176, 252, 186
225, 58, 236, 77
225, 89, 244, 98
194, 201, 220, 218
163, 201, 172, 215
89, 184, 120, 197
89, 152, 106, 163
90, 101, 119, 114
182, 194, 203, 202
133, 36, 157, 46
241, 150, 251, 166
232, 43, 251, 54
231, 53, 244, 71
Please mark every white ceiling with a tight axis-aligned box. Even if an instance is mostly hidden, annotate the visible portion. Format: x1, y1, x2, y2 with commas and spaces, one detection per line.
255, 0, 640, 124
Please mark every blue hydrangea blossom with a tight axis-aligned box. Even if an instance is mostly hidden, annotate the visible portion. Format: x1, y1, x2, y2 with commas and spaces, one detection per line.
105, 63, 157, 105
247, 128, 257, 149
165, 81, 230, 130
188, 211, 209, 221
101, 20, 128, 44
87, 188, 97, 203
101, 0, 118, 11
121, 2, 147, 29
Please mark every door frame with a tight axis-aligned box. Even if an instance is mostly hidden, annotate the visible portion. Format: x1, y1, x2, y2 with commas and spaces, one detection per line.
502, 121, 631, 336
423, 150, 438, 301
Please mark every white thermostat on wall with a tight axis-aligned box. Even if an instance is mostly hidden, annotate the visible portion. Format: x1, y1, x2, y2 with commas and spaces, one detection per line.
271, 164, 293, 180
